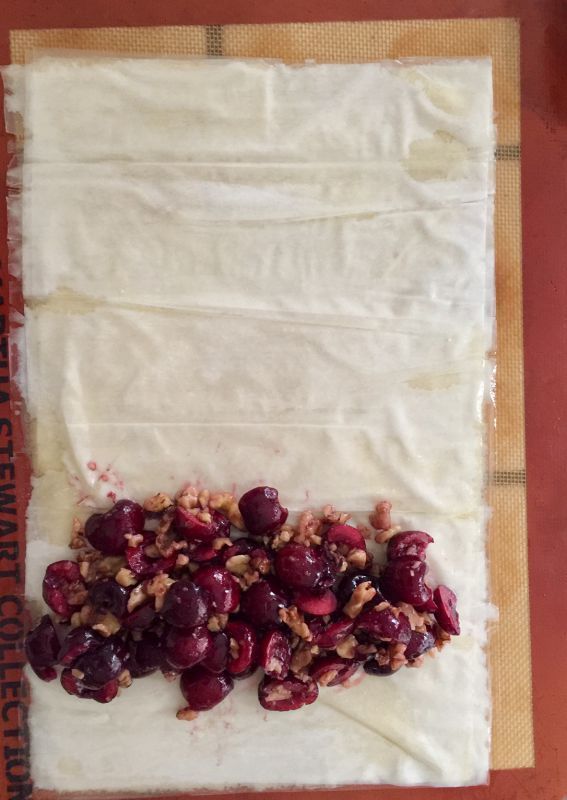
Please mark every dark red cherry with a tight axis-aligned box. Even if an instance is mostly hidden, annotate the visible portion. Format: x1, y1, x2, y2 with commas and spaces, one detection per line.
275, 544, 325, 590
128, 632, 164, 678
180, 666, 233, 711
122, 603, 157, 631
238, 486, 288, 536
310, 615, 355, 649
380, 558, 431, 606
325, 524, 366, 551
258, 675, 318, 711
356, 605, 412, 645
25, 615, 60, 682
58, 626, 105, 666
165, 626, 212, 670
88, 578, 129, 618
73, 640, 125, 689
258, 630, 291, 679
161, 581, 209, 629
404, 628, 436, 661
239, 579, 289, 629
173, 506, 217, 542
193, 565, 240, 613
201, 632, 229, 674
294, 588, 337, 616
84, 500, 145, 555
61, 669, 119, 702
225, 620, 258, 678
433, 585, 460, 635
42, 561, 87, 620
310, 655, 360, 686
387, 531, 434, 561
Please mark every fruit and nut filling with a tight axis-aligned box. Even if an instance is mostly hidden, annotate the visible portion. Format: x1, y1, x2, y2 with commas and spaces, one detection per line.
26, 486, 460, 718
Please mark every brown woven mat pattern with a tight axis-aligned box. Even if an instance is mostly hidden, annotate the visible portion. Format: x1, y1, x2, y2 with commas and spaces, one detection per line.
10, 17, 531, 770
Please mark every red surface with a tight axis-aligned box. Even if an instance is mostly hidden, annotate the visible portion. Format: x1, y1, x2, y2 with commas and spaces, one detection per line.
1, 1, 566, 799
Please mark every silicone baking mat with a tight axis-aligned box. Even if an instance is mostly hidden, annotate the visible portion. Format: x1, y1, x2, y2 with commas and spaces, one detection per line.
1, 2, 566, 799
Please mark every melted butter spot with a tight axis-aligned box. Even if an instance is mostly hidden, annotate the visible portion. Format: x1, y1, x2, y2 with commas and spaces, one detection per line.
404, 69, 467, 115
407, 372, 463, 391
403, 130, 467, 182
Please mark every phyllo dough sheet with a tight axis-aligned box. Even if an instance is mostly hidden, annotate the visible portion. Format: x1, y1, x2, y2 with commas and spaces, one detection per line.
4, 55, 494, 791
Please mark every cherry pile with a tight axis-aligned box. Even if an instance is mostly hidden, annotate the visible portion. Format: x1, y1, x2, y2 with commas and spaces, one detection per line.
25, 486, 460, 719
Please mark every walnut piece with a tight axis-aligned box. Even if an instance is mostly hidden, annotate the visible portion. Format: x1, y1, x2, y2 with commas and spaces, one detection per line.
175, 485, 199, 510
270, 526, 294, 550
115, 567, 137, 588
146, 573, 176, 611
127, 583, 148, 613
229, 637, 240, 660
207, 613, 229, 632
69, 517, 86, 549
343, 581, 377, 619
279, 606, 312, 641
92, 612, 121, 637
346, 548, 368, 570
321, 504, 351, 526
175, 553, 190, 568
212, 537, 232, 551
176, 707, 199, 721
290, 643, 316, 674
143, 492, 173, 513
374, 525, 402, 544
209, 492, 245, 530
264, 683, 292, 703
336, 634, 357, 659
369, 500, 392, 531
317, 669, 339, 687
118, 669, 132, 688
225, 554, 251, 576
293, 511, 322, 546
125, 532, 145, 548
198, 489, 210, 509
397, 602, 427, 631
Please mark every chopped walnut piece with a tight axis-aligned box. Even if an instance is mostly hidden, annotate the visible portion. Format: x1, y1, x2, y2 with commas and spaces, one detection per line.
356, 642, 378, 656
264, 683, 292, 703
143, 492, 173, 513
390, 642, 408, 671
97, 556, 127, 578
146, 573, 176, 612
92, 612, 121, 637
118, 669, 132, 688
270, 526, 294, 550
207, 613, 229, 632
115, 567, 137, 588
317, 669, 339, 687
225, 555, 251, 576
397, 602, 426, 631
127, 583, 148, 613
69, 517, 86, 549
343, 581, 377, 619
125, 532, 145, 548
229, 637, 240, 660
279, 606, 312, 641
290, 643, 316, 674
336, 634, 358, 659
293, 511, 323, 546
198, 489, 210, 509
212, 537, 232, 551
346, 548, 368, 570
374, 525, 402, 545
209, 492, 245, 530
321, 504, 351, 526
71, 668, 85, 680
175, 553, 190, 568
177, 707, 199, 722
175, 485, 199, 510
196, 511, 212, 524
237, 569, 261, 590
369, 500, 392, 531
435, 627, 452, 651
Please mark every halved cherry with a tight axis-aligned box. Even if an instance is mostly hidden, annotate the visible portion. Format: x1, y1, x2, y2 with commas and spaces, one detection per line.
25, 615, 60, 682
258, 630, 291, 679
356, 605, 412, 645
404, 628, 436, 661
180, 666, 233, 711
238, 486, 288, 536
294, 588, 337, 616
325, 524, 366, 551
310, 655, 360, 686
201, 632, 229, 674
433, 585, 460, 635
61, 669, 119, 702
310, 616, 355, 649
258, 675, 318, 711
165, 626, 212, 670
58, 626, 105, 667
387, 531, 434, 561
225, 620, 258, 678
174, 506, 216, 542
42, 561, 87, 620
193, 565, 240, 613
